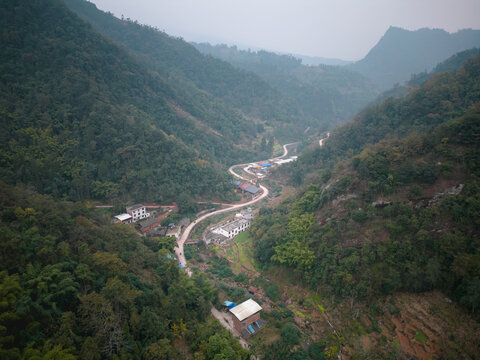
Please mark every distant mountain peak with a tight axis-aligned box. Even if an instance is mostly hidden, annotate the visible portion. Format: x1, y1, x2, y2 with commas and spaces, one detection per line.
349, 26, 480, 89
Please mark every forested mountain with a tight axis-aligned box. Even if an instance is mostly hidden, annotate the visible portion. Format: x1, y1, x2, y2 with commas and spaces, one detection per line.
372, 47, 480, 105
193, 43, 378, 130
348, 26, 480, 90
251, 56, 480, 338
291, 54, 353, 66
0, 0, 265, 203
0, 183, 249, 359
64, 0, 311, 141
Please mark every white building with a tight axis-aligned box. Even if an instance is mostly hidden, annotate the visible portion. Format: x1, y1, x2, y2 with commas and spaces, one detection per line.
235, 207, 254, 221
166, 226, 181, 239
126, 204, 150, 223
212, 218, 251, 239
114, 213, 133, 224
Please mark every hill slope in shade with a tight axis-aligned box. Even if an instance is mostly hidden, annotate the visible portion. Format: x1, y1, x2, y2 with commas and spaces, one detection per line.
193, 42, 378, 129
251, 57, 480, 358
64, 0, 311, 141
0, 0, 255, 203
348, 26, 480, 90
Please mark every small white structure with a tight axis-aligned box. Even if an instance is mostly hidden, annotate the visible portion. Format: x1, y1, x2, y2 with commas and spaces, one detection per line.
274, 156, 297, 165
126, 204, 150, 223
114, 213, 133, 224
166, 226, 181, 239
235, 207, 254, 221
212, 218, 251, 239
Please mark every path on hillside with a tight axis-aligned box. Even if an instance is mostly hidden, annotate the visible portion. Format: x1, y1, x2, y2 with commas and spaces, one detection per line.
319, 132, 330, 147
173, 139, 326, 349
175, 142, 298, 271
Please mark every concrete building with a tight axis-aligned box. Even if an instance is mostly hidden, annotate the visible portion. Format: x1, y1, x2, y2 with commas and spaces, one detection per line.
166, 226, 181, 239
229, 299, 266, 338
205, 231, 229, 245
140, 216, 162, 233
126, 204, 150, 223
212, 218, 251, 239
235, 207, 254, 221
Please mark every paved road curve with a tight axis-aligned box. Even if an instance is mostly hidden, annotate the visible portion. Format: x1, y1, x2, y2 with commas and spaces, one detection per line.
172, 139, 326, 349
174, 142, 298, 272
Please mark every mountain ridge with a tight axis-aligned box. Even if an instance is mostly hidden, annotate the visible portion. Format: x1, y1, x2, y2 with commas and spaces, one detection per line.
348, 26, 480, 89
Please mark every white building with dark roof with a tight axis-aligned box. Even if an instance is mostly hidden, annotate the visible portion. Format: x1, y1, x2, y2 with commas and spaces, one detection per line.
212, 218, 251, 239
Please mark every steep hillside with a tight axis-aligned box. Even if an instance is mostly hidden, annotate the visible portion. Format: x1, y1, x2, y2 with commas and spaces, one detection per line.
193, 43, 378, 129
250, 58, 480, 358
289, 56, 480, 184
64, 0, 310, 141
372, 47, 480, 104
0, 0, 258, 203
0, 183, 249, 359
348, 26, 480, 90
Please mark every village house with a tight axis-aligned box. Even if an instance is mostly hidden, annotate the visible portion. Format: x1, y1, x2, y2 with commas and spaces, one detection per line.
140, 216, 162, 233
235, 180, 260, 196
126, 204, 150, 222
166, 226, 181, 239
235, 207, 254, 221
212, 218, 251, 239
229, 299, 266, 338
114, 213, 133, 224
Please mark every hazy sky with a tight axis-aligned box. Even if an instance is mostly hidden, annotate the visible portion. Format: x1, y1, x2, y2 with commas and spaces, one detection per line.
89, 0, 480, 61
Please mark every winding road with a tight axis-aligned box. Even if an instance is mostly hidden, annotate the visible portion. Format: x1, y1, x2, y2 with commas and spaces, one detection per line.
172, 137, 327, 348
174, 142, 298, 272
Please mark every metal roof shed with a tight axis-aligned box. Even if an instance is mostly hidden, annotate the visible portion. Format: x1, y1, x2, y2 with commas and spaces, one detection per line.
245, 185, 260, 194
229, 299, 262, 322
115, 213, 132, 222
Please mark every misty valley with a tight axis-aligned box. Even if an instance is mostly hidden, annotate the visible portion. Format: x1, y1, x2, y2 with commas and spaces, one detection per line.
0, 0, 479, 359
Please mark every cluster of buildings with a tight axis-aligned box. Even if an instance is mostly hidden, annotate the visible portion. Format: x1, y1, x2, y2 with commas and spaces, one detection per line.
205, 208, 254, 245
114, 204, 151, 224
113, 203, 188, 239
234, 181, 260, 196
242, 157, 297, 179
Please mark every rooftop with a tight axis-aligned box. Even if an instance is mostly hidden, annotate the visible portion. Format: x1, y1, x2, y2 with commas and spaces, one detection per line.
222, 218, 250, 232
229, 299, 262, 322
245, 185, 260, 194
205, 232, 228, 244
126, 204, 144, 211
115, 213, 132, 221
140, 217, 160, 228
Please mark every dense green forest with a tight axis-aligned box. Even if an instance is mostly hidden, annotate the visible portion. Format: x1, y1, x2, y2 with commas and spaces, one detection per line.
348, 26, 480, 89
0, 183, 249, 359
251, 57, 480, 312
0, 0, 265, 203
64, 0, 311, 141
193, 43, 378, 130
289, 56, 480, 183
371, 47, 480, 105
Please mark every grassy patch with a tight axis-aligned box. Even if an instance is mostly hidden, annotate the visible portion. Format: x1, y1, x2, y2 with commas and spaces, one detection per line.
295, 310, 307, 317
310, 294, 325, 313
414, 330, 428, 344
224, 231, 258, 274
